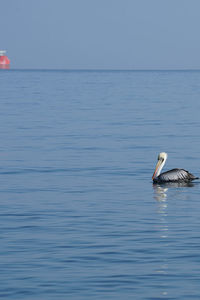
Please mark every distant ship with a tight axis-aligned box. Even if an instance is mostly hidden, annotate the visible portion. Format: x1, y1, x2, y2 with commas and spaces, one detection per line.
0, 50, 10, 69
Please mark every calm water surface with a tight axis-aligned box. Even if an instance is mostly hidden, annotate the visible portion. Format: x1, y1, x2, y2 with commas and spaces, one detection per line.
1, 70, 200, 299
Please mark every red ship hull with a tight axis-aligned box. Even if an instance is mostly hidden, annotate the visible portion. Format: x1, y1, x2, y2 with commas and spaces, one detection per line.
0, 55, 10, 69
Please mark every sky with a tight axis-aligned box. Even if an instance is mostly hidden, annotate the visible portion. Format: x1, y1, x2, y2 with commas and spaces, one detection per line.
1, 0, 200, 69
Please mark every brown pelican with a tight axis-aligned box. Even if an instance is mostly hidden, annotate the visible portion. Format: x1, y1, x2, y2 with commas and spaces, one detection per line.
152, 152, 198, 183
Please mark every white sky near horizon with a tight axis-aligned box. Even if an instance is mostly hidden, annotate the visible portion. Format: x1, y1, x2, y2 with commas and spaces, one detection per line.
1, 0, 200, 69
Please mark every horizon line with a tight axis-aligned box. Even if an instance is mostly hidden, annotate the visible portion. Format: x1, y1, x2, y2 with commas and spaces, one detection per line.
5, 68, 200, 72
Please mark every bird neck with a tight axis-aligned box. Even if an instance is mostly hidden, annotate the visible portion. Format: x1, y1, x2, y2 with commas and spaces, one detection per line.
157, 159, 166, 176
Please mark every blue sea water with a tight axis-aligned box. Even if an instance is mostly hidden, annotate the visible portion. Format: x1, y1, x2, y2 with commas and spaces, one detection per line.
1, 69, 200, 299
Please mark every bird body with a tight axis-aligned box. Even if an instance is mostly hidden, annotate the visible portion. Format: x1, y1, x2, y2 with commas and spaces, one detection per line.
152, 152, 198, 183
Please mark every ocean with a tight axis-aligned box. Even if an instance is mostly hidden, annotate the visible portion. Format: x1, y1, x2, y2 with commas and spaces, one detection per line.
1, 69, 200, 299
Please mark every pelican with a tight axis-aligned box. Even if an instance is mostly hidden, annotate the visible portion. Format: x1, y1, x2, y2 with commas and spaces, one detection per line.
152, 152, 198, 183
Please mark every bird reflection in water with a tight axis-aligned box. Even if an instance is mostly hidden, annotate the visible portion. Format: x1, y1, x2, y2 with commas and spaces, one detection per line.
152, 184, 169, 297
153, 185, 168, 202
152, 181, 195, 298
153, 181, 194, 202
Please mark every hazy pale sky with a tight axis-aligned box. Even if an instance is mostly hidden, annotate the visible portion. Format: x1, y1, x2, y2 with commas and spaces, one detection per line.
1, 0, 200, 69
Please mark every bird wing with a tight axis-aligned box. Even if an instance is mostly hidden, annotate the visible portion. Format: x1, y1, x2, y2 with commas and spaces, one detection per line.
157, 168, 198, 182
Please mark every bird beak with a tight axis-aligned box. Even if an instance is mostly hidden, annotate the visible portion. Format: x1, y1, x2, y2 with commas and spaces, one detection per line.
152, 160, 162, 180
